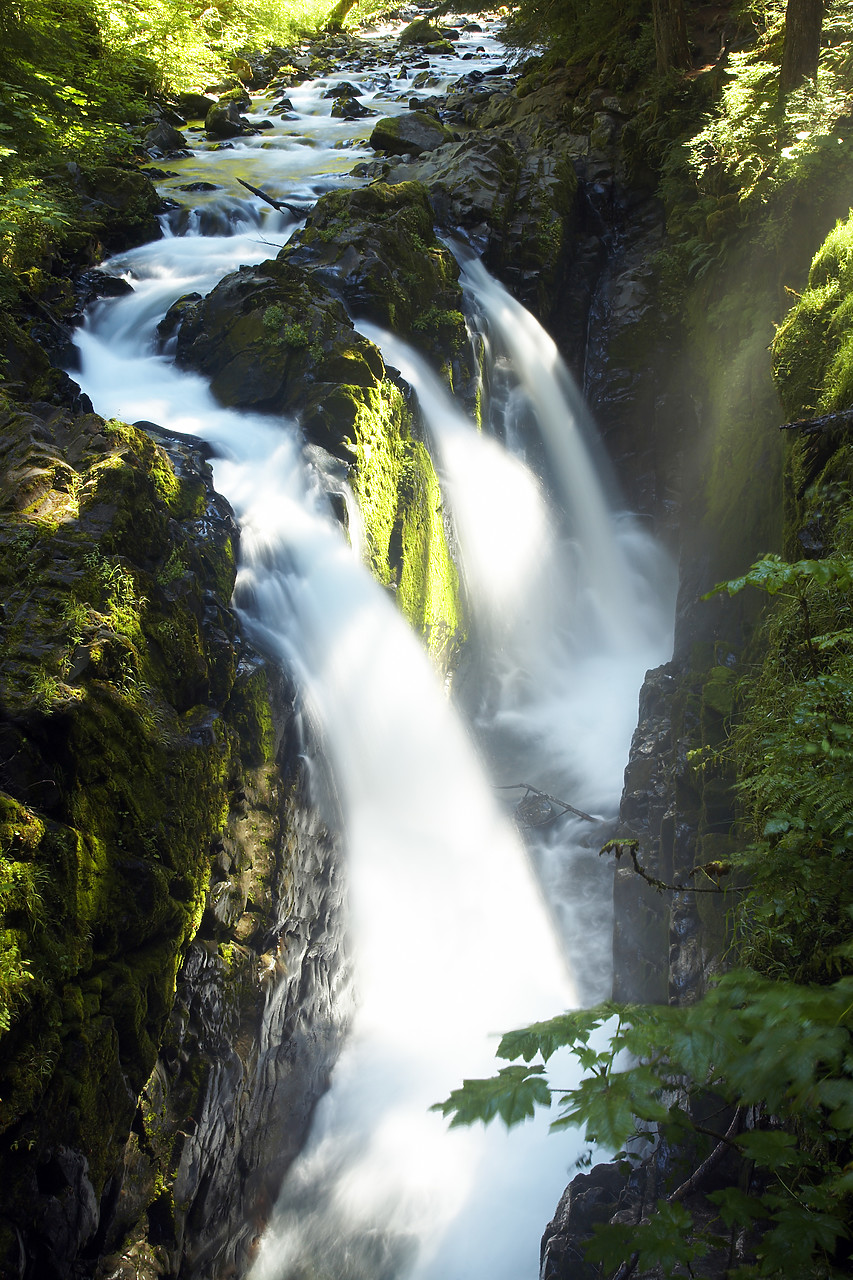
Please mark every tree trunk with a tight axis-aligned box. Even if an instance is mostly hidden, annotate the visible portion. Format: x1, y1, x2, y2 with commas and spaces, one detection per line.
779, 0, 824, 95
325, 0, 359, 31
652, 0, 692, 73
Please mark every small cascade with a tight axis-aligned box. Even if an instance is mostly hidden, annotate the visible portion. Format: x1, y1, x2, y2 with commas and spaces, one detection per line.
460, 257, 650, 636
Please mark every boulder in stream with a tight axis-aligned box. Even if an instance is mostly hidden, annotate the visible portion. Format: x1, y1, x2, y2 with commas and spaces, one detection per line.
368, 111, 453, 157
143, 119, 189, 156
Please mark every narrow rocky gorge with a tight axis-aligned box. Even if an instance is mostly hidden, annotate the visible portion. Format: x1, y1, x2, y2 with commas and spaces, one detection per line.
2, 5, 852, 1279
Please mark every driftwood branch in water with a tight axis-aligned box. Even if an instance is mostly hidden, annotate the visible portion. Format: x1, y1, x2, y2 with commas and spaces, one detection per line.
779, 407, 853, 435
236, 178, 309, 219
496, 782, 598, 824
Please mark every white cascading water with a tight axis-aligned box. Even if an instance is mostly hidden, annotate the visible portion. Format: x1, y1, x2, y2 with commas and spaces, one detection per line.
70, 19, 675, 1280
359, 315, 675, 998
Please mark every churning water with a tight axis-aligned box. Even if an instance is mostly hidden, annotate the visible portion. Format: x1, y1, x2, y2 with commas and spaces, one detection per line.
72, 19, 674, 1280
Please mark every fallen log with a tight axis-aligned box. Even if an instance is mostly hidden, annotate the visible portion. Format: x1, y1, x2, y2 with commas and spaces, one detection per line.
779, 406, 853, 434
236, 178, 310, 219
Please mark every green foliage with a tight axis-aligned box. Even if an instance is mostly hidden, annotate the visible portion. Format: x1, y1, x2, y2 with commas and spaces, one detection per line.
436, 973, 853, 1278
0, 0, 388, 276
703, 541, 853, 982
773, 211, 853, 418
653, 0, 853, 282
440, 526, 853, 1275
499, 0, 655, 85
586, 1199, 707, 1276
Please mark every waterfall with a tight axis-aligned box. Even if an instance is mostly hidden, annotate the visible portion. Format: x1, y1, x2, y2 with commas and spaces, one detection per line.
358, 308, 675, 1004
73, 223, 583, 1280
69, 19, 675, 1278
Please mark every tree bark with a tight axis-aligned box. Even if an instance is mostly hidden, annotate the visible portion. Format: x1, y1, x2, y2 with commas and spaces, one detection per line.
325, 0, 359, 31
652, 0, 692, 73
779, 0, 824, 95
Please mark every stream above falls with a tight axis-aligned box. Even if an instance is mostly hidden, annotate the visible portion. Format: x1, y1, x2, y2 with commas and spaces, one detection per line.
73, 15, 676, 1279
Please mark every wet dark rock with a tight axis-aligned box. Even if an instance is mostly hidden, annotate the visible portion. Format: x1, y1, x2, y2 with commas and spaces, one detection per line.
176, 90, 217, 120
178, 181, 219, 192
157, 291, 203, 346
381, 123, 579, 328
331, 96, 376, 119
71, 164, 163, 250
173, 253, 386, 453
84, 265, 134, 296
369, 111, 453, 156
611, 663, 678, 1004
284, 180, 471, 381
0, 409, 238, 1275
205, 100, 254, 139
322, 80, 362, 98
541, 1162, 635, 1280
143, 120, 188, 155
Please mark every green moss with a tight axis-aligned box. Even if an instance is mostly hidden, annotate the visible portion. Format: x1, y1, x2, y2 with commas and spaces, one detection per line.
350, 380, 465, 670
397, 442, 463, 669
350, 382, 407, 589
0, 404, 263, 1236
773, 213, 853, 419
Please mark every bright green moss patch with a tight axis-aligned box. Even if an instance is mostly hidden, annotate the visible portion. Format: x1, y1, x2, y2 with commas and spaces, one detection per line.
350, 380, 464, 670
397, 442, 463, 670
350, 382, 407, 589
774, 213, 853, 419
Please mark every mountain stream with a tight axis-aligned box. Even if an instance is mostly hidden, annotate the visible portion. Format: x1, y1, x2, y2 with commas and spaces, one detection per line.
73, 19, 675, 1280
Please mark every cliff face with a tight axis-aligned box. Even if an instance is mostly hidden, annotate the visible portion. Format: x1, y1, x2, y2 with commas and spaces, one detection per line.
0, 402, 347, 1279
537, 54, 853, 1280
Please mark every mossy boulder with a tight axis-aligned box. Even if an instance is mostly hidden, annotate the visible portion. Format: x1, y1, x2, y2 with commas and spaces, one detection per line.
0, 404, 246, 1275
73, 164, 163, 251
205, 100, 253, 139
380, 125, 579, 329
369, 112, 453, 157
284, 181, 469, 376
175, 91, 217, 121
173, 257, 386, 452
398, 17, 445, 46
773, 212, 853, 421
350, 385, 464, 668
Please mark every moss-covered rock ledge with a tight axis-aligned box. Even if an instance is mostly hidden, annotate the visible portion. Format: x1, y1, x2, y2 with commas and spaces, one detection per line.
0, 402, 341, 1278
172, 180, 467, 670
